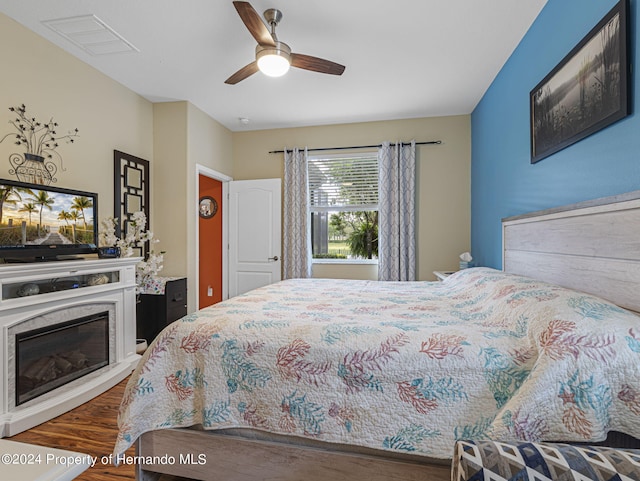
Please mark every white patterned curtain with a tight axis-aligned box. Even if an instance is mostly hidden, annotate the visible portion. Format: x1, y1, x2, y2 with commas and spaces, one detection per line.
283, 147, 312, 279
377, 141, 416, 281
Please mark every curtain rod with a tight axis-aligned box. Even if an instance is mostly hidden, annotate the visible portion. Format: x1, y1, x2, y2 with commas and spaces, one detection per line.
268, 140, 441, 154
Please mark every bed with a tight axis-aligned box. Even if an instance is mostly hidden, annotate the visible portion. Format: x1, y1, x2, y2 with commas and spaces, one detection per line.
115, 190, 640, 481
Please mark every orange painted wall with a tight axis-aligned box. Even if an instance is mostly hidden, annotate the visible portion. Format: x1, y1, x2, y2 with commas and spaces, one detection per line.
198, 175, 223, 308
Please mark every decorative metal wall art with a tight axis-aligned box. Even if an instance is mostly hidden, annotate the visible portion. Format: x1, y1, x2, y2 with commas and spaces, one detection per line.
0, 104, 79, 184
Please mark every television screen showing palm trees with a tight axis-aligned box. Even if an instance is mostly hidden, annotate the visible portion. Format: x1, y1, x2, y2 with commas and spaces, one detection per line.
0, 181, 96, 247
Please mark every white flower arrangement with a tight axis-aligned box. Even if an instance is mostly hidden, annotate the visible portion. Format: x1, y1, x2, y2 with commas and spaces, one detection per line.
99, 211, 164, 289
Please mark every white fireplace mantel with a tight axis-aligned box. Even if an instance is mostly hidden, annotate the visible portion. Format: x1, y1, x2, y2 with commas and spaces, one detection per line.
0, 257, 141, 437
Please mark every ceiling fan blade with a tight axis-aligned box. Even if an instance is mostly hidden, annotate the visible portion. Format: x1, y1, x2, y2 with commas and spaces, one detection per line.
291, 53, 345, 76
225, 61, 259, 85
233, 1, 276, 47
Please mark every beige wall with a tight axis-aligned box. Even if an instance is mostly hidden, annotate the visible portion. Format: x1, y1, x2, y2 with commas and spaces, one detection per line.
185, 103, 233, 309
0, 14, 153, 210
153, 101, 233, 310
152, 102, 188, 276
232, 116, 471, 280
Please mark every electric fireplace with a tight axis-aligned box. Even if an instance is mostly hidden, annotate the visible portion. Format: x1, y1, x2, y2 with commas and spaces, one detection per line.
0, 257, 140, 438
15, 311, 109, 406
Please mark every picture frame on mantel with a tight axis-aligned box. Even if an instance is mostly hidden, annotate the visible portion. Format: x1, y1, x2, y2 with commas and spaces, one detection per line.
529, 0, 629, 164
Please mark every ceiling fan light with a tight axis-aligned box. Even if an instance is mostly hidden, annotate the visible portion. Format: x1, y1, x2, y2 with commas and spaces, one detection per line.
256, 42, 291, 77
258, 54, 290, 77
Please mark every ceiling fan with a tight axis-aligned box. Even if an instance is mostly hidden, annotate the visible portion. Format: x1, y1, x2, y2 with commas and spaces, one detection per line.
225, 1, 346, 84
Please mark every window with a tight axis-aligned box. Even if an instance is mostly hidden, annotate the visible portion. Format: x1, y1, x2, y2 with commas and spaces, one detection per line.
308, 152, 378, 262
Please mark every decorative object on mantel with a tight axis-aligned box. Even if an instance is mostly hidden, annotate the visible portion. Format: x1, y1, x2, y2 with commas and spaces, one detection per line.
87, 273, 110, 286
100, 210, 164, 290
0, 104, 79, 185
97, 246, 121, 258
16, 282, 40, 297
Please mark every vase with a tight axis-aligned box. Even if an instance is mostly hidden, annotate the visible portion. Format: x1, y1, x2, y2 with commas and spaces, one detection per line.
8, 152, 57, 185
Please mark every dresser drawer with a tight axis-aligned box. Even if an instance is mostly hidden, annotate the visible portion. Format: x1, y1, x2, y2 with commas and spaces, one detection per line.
165, 278, 186, 301
167, 304, 187, 323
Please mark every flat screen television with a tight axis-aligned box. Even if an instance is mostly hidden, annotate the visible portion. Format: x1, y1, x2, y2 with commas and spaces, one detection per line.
0, 178, 98, 261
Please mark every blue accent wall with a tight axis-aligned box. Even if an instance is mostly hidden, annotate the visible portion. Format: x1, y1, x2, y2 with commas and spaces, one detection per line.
471, 0, 640, 269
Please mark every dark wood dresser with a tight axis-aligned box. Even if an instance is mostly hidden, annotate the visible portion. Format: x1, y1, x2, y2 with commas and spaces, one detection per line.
136, 277, 187, 343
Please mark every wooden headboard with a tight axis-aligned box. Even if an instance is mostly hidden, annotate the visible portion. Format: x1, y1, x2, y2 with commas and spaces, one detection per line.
502, 190, 640, 313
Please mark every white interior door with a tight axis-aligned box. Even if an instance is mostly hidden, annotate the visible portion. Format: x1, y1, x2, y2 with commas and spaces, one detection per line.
228, 178, 282, 297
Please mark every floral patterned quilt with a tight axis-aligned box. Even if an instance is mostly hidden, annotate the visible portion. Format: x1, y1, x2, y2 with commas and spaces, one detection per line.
114, 268, 640, 459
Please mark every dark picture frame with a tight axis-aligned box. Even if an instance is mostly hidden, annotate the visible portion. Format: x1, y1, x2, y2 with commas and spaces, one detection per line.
114, 150, 150, 257
199, 196, 218, 219
530, 0, 629, 163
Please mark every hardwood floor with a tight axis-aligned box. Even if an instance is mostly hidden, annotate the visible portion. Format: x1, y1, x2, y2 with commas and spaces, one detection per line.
9, 377, 136, 481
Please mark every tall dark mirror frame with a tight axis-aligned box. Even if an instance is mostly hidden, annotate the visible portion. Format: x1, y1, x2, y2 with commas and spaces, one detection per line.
113, 150, 150, 258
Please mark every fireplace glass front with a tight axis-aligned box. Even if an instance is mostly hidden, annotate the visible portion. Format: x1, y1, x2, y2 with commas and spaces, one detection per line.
15, 311, 109, 406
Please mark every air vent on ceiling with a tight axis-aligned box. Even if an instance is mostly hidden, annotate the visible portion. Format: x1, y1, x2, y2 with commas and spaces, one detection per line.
42, 14, 139, 56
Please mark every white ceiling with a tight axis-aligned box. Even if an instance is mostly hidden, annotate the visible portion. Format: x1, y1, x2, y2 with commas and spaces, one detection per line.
0, 0, 547, 132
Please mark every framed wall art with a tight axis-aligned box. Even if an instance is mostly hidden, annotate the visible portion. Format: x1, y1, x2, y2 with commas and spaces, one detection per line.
530, 0, 629, 163
199, 196, 218, 219
114, 150, 150, 257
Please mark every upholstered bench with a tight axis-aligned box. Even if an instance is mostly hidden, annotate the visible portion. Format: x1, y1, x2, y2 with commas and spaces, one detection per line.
453, 440, 640, 481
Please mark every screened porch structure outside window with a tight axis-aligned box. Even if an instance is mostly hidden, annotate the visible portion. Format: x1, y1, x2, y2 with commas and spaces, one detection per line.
308, 153, 379, 262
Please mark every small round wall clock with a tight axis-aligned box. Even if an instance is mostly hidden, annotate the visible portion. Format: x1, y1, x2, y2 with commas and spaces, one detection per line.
199, 196, 218, 219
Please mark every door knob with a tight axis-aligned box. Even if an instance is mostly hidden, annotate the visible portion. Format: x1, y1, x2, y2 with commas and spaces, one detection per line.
268, 256, 279, 261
